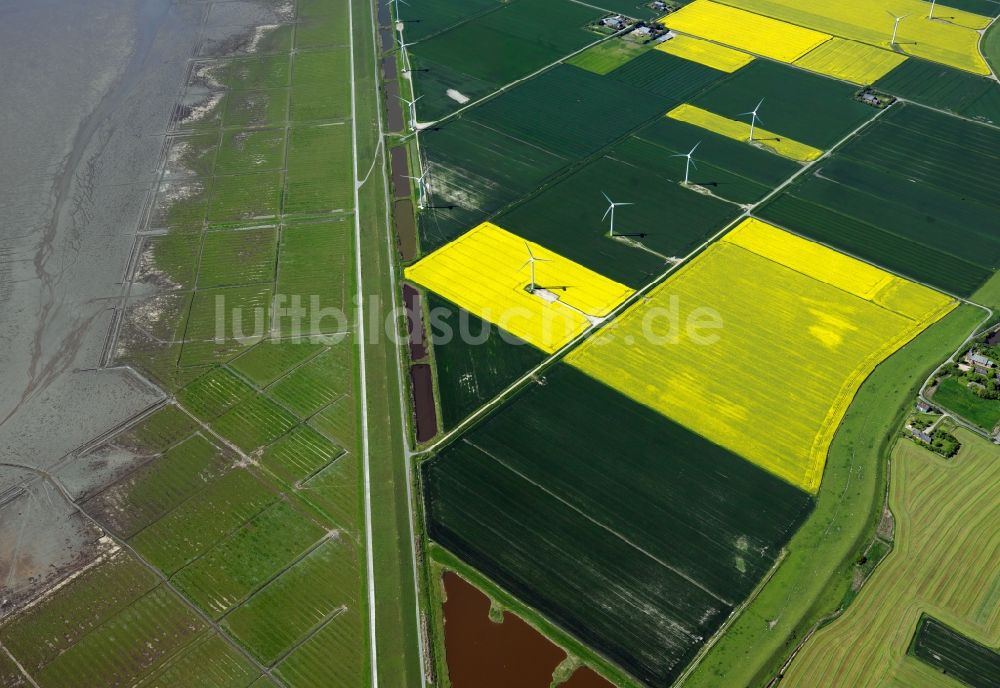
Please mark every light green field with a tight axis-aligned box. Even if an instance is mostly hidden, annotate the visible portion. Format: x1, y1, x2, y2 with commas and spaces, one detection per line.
780, 430, 1000, 687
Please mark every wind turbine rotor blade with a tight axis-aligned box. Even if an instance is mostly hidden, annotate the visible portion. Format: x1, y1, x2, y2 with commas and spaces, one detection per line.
601, 191, 613, 205
616, 202, 634, 207
602, 204, 612, 221
523, 241, 536, 260
756, 97, 766, 110
690, 141, 702, 155
690, 158, 698, 170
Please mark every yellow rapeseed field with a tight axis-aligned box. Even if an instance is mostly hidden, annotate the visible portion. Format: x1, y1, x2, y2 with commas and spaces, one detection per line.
660, 0, 831, 63
667, 103, 823, 161
655, 34, 755, 73
713, 0, 991, 75
567, 219, 954, 493
793, 38, 907, 84
403, 222, 634, 354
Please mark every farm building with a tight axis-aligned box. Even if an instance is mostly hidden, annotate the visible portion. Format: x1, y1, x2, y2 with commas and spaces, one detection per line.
965, 351, 996, 375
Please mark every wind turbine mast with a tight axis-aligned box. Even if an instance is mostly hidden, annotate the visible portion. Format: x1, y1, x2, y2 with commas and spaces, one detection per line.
739, 98, 765, 142
888, 12, 909, 45
521, 243, 548, 293
928, 0, 936, 18
602, 192, 633, 237
671, 141, 701, 185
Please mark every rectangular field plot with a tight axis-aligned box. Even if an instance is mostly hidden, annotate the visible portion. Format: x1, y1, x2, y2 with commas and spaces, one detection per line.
179, 284, 274, 366
758, 104, 1000, 297
129, 468, 277, 574
31, 586, 205, 688
426, 291, 545, 430
875, 58, 1000, 125
668, 103, 822, 161
84, 434, 232, 538
417, 118, 569, 251
259, 425, 345, 486
568, 218, 954, 492
655, 35, 755, 73
408, 52, 501, 123
284, 124, 353, 214
792, 38, 906, 84
230, 338, 328, 386
266, 343, 352, 418
566, 39, 652, 75
0, 552, 158, 670
197, 227, 278, 288
661, 0, 830, 62
136, 632, 261, 688
423, 364, 813, 686
405, 222, 634, 353
688, 60, 874, 149
172, 499, 326, 618
605, 49, 726, 100
410, 0, 601, 86
222, 536, 359, 665
468, 65, 672, 159
222, 88, 289, 129
177, 367, 256, 421
712, 0, 992, 74
498, 145, 739, 287
275, 220, 353, 334
274, 606, 365, 688
207, 172, 283, 225
911, 616, 1000, 687
210, 394, 298, 453
208, 54, 291, 92
394, 0, 501, 43
214, 129, 286, 174
290, 48, 350, 122
634, 115, 800, 199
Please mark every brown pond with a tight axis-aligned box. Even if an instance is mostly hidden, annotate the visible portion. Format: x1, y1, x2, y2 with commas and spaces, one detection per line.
563, 666, 616, 688
442, 571, 567, 688
393, 198, 417, 261
384, 78, 405, 133
403, 283, 428, 361
381, 55, 397, 82
390, 145, 411, 198
410, 363, 437, 443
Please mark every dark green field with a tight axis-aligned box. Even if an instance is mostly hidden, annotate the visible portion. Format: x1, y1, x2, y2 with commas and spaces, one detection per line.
635, 115, 800, 200
691, 60, 874, 148
757, 104, 1000, 297
498, 145, 738, 286
394, 0, 501, 43
412, 0, 600, 86
425, 292, 545, 429
422, 365, 813, 686
911, 616, 1000, 688
607, 50, 723, 100
875, 59, 1000, 126
418, 118, 569, 250
418, 60, 726, 250
468, 65, 673, 159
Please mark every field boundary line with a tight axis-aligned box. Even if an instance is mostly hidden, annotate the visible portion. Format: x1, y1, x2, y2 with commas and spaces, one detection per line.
347, 0, 380, 683
1, 642, 41, 688
463, 439, 733, 606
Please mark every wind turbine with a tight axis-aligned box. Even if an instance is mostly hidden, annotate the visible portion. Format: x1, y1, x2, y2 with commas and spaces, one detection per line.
602, 192, 633, 237
739, 98, 765, 142
671, 141, 701, 185
405, 172, 427, 207
888, 11, 909, 46
927, 0, 936, 19
397, 94, 422, 128
520, 242, 549, 293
